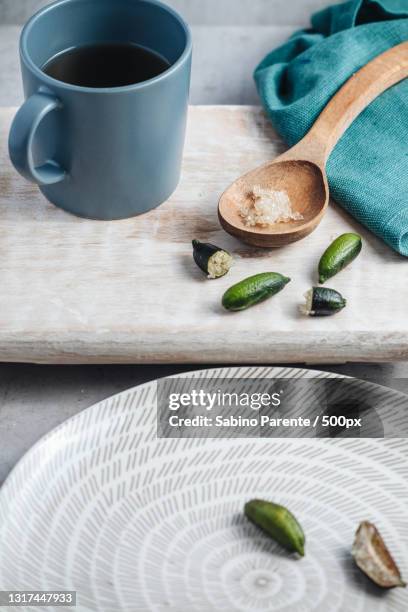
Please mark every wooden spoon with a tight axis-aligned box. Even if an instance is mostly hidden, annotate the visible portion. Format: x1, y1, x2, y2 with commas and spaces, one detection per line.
219, 41, 408, 247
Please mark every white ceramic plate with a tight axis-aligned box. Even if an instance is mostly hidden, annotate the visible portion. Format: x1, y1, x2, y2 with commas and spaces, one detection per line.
0, 366, 407, 612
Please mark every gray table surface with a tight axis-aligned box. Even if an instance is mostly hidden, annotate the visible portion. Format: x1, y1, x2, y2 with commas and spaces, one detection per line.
0, 0, 407, 487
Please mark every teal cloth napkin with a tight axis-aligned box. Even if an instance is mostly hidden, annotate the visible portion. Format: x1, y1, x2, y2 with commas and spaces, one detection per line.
254, 0, 408, 255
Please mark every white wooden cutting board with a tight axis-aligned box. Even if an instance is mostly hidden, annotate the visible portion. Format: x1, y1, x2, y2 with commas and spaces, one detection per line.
0, 106, 406, 364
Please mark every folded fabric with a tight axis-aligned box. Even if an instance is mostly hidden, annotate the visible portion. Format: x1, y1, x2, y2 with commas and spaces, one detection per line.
254, 0, 408, 256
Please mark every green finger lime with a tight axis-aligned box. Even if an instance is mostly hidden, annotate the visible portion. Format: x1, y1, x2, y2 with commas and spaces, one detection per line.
244, 499, 305, 557
318, 233, 362, 284
222, 273, 290, 311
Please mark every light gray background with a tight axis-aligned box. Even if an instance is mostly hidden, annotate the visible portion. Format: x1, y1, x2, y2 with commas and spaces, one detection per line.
0, 0, 338, 105
0, 0, 407, 486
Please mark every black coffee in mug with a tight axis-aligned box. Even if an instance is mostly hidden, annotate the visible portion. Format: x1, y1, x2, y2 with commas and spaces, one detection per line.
42, 42, 171, 88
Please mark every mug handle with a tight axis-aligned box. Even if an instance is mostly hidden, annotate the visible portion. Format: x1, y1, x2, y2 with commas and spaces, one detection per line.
8, 90, 66, 185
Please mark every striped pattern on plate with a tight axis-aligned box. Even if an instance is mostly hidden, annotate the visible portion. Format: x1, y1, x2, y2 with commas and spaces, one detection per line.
0, 367, 406, 611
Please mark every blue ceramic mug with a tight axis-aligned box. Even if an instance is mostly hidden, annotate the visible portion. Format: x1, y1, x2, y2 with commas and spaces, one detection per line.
9, 0, 192, 219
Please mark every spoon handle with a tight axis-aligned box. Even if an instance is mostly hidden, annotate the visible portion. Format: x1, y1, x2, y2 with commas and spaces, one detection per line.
304, 41, 408, 163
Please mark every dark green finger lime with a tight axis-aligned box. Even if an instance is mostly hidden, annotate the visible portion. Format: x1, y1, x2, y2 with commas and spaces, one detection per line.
222, 273, 290, 311
318, 233, 362, 284
192, 239, 233, 279
301, 286, 347, 316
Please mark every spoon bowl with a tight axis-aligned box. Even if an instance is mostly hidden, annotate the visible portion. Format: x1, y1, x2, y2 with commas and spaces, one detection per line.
218, 41, 408, 247
218, 159, 328, 247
